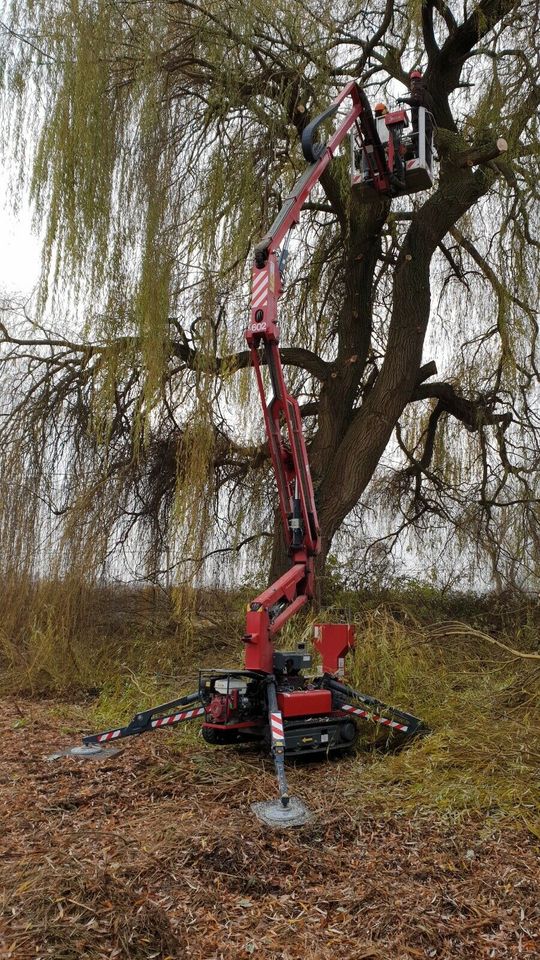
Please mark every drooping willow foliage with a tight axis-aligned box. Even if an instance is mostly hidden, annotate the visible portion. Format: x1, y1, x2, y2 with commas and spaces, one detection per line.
0, 0, 539, 608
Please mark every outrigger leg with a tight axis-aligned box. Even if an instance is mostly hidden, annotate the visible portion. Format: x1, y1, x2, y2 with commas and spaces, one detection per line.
48, 691, 204, 760
322, 676, 427, 738
251, 677, 312, 828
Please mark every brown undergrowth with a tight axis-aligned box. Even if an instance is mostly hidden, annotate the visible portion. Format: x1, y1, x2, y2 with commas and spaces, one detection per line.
1, 697, 539, 960
1, 586, 539, 957
0, 577, 247, 696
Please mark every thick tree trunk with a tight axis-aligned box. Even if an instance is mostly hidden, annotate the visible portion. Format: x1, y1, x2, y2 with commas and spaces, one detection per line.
309, 195, 389, 481
268, 511, 333, 605
268, 160, 496, 590
316, 162, 495, 549
268, 196, 387, 588
268, 511, 288, 584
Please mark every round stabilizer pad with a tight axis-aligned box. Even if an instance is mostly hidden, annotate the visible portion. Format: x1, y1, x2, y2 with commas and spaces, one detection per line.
47, 744, 121, 761
251, 797, 312, 828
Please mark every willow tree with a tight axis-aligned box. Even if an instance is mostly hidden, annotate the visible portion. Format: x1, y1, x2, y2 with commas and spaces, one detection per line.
0, 0, 539, 595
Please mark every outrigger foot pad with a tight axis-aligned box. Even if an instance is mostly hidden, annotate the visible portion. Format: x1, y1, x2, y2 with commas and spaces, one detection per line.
47, 743, 122, 761
251, 797, 312, 828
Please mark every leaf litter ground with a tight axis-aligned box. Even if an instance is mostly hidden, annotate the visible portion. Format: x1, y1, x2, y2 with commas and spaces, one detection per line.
1, 697, 539, 960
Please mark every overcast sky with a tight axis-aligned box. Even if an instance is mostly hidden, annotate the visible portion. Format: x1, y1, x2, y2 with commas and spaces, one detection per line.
0, 180, 41, 297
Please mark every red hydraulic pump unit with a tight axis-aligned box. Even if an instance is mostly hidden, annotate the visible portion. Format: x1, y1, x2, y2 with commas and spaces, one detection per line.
54, 82, 427, 826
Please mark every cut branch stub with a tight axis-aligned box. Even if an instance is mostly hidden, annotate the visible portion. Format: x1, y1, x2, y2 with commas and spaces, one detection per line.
456, 138, 508, 168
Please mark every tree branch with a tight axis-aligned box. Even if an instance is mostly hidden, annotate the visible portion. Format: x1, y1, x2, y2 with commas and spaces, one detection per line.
424, 0, 519, 128
416, 360, 438, 386
0, 319, 330, 382
437, 0, 519, 74
449, 225, 535, 320
411, 380, 512, 432
355, 0, 395, 75
454, 137, 508, 168
215, 346, 330, 381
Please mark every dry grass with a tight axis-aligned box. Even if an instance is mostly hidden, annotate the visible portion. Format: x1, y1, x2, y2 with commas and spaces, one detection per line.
1, 584, 540, 957
343, 607, 540, 824
3, 579, 538, 827
0, 577, 246, 696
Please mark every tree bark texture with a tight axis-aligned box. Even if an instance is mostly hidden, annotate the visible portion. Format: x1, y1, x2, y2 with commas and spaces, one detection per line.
269, 158, 496, 584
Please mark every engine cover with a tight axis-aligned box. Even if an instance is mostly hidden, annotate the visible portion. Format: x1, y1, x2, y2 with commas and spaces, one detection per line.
277, 689, 332, 717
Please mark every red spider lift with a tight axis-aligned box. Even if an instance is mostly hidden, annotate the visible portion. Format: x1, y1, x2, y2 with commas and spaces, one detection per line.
53, 82, 427, 827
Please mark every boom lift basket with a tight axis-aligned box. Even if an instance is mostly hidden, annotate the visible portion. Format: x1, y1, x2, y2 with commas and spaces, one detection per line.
351, 105, 434, 197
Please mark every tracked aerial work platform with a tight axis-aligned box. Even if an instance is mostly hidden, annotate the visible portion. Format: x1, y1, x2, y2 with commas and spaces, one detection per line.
52, 80, 432, 826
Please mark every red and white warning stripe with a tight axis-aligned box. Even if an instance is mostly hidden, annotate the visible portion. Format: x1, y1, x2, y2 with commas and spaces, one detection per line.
251, 270, 269, 310
340, 703, 409, 733
151, 706, 205, 729
95, 706, 205, 742
97, 729, 122, 743
270, 710, 285, 743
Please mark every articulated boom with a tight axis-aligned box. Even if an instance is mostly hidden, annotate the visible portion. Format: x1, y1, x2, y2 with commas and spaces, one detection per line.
243, 81, 390, 673
243, 249, 319, 673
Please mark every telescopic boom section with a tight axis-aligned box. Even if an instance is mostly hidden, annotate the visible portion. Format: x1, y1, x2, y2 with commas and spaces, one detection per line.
243, 82, 386, 673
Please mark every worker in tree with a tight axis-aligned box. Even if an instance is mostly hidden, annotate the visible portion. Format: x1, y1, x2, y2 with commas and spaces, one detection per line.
400, 69, 436, 117
361, 102, 392, 186
372, 101, 405, 191
398, 70, 435, 164
374, 102, 389, 144
374, 100, 405, 192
